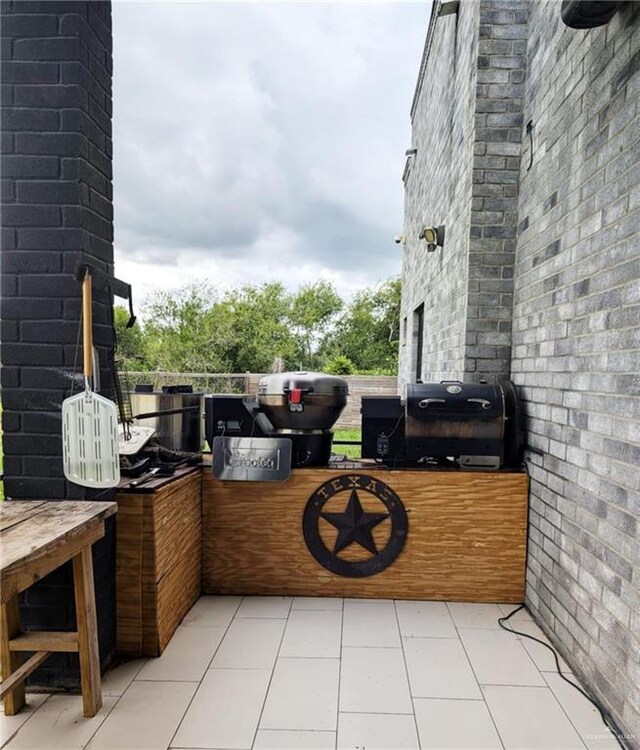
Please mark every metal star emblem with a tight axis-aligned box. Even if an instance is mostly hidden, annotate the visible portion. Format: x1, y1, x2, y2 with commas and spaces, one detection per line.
320, 489, 389, 555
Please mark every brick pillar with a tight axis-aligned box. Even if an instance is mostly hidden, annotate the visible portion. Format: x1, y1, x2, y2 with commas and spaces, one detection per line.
465, 1, 529, 382
1, 0, 116, 686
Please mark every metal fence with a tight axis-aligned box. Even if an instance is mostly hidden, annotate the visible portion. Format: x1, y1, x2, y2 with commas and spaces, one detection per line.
122, 372, 399, 429
122, 372, 251, 394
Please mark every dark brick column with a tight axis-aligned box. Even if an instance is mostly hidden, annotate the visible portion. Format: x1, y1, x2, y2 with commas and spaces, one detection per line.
1, 0, 116, 686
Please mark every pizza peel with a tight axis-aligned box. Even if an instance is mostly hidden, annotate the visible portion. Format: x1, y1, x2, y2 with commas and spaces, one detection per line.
62, 272, 120, 488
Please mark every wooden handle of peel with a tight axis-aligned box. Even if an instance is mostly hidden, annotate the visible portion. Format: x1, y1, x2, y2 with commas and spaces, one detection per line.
83, 272, 93, 379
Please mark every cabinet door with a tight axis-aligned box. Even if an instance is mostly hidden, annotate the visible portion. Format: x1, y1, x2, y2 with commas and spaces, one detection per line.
153, 473, 201, 583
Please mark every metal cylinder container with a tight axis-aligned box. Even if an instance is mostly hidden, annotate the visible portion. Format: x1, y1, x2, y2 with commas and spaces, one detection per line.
129, 391, 204, 452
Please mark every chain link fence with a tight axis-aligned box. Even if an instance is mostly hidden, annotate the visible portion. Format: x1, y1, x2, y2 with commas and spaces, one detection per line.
122, 372, 254, 394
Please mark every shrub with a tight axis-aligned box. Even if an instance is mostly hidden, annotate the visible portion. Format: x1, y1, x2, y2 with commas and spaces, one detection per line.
324, 355, 356, 375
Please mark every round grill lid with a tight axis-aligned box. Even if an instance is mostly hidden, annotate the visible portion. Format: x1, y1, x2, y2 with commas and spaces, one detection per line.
258, 371, 349, 396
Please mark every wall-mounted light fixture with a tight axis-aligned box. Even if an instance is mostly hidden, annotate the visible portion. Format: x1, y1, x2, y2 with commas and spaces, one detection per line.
418, 224, 445, 252
438, 1, 460, 17
394, 234, 406, 245
405, 148, 418, 156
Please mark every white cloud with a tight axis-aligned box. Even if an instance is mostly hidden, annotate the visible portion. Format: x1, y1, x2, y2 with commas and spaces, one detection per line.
112, 0, 431, 302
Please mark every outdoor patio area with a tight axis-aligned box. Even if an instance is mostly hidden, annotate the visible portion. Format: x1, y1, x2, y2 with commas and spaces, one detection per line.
0, 596, 618, 750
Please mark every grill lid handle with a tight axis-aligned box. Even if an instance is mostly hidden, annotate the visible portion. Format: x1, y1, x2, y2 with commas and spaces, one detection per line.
418, 398, 446, 408
467, 398, 492, 410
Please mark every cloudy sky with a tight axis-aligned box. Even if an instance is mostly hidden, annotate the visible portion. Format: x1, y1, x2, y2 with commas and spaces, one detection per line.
112, 1, 430, 304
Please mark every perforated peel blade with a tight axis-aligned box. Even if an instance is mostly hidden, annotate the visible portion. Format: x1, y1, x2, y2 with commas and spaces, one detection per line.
62, 389, 121, 488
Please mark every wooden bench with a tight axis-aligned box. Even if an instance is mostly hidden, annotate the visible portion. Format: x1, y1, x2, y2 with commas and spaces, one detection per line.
0, 500, 116, 718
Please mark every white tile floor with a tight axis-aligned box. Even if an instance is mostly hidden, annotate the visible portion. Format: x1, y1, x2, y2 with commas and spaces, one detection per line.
0, 597, 620, 750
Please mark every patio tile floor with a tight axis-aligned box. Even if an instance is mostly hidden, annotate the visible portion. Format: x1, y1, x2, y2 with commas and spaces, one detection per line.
1, 596, 619, 750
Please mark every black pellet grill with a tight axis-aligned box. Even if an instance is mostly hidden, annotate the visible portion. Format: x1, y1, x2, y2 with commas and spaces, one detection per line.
362, 380, 524, 469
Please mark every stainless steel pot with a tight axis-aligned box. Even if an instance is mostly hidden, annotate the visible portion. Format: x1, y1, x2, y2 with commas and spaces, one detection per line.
257, 371, 348, 431
129, 392, 204, 452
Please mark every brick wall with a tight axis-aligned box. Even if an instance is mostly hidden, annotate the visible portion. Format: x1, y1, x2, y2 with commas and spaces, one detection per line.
466, 1, 528, 379
1, 0, 116, 686
1, 0, 115, 498
401, 0, 640, 742
399, 0, 479, 384
511, 1, 640, 740
399, 0, 529, 386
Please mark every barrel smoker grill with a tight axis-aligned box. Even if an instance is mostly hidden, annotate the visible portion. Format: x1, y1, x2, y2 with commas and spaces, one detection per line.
362, 380, 524, 469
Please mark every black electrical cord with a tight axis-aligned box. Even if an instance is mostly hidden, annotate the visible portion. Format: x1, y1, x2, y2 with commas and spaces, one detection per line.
372, 411, 406, 468
386, 411, 405, 441
526, 120, 534, 171
499, 605, 626, 749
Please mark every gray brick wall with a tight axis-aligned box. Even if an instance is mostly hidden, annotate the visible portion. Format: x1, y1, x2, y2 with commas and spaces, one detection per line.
466, 1, 528, 379
399, 0, 480, 385
512, 1, 640, 742
1, 0, 116, 688
400, 0, 529, 386
402, 0, 639, 742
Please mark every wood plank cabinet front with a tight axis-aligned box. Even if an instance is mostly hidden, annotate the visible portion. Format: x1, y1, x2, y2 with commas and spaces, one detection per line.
115, 470, 201, 657
202, 466, 528, 603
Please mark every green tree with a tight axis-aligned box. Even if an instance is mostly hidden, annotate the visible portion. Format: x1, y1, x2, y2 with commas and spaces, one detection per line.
142, 282, 230, 372
125, 277, 399, 376
217, 283, 298, 372
139, 282, 300, 373
321, 277, 401, 374
290, 280, 343, 369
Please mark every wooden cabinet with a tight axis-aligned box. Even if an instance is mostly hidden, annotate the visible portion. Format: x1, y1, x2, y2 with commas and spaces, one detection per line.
202, 466, 528, 603
115, 469, 201, 657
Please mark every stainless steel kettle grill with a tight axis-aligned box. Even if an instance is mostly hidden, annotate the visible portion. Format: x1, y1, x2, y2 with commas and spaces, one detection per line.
256, 371, 349, 467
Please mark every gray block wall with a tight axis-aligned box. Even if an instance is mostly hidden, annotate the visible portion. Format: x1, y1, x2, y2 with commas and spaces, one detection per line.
401, 0, 639, 743
399, 0, 479, 385
466, 1, 528, 379
512, 1, 640, 742
400, 0, 529, 386
1, 0, 116, 687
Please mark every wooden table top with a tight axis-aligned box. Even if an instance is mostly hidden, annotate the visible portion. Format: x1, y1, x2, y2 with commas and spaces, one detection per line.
0, 501, 116, 578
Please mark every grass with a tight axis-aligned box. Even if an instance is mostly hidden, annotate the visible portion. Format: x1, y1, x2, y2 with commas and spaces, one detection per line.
333, 428, 361, 459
